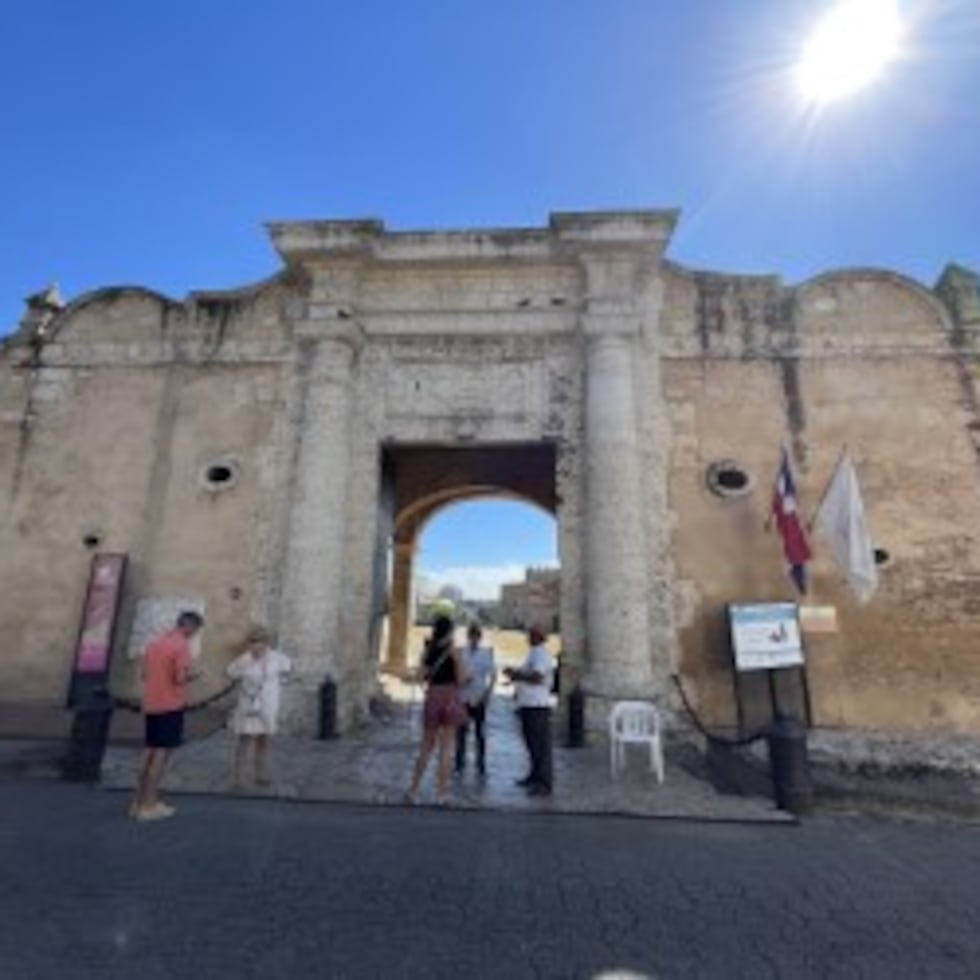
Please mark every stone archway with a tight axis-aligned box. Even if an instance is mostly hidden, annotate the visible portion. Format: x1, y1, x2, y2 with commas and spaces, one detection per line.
378, 443, 559, 677
270, 212, 678, 733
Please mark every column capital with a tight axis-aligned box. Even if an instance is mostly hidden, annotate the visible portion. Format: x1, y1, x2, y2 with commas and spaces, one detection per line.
293, 317, 366, 354
580, 312, 641, 343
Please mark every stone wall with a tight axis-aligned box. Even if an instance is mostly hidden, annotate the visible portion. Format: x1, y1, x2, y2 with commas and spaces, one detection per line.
1, 210, 978, 745
0, 282, 294, 704
662, 266, 980, 733
498, 568, 561, 632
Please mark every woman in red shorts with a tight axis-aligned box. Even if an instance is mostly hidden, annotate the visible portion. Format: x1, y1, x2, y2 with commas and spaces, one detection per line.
405, 616, 468, 805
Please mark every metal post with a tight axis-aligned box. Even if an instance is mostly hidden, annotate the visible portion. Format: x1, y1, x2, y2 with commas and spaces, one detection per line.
567, 684, 585, 748
318, 677, 338, 740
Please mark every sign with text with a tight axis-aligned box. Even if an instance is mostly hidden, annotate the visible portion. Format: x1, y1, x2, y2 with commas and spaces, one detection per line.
75, 554, 126, 674
68, 553, 128, 708
729, 603, 804, 672
799, 605, 839, 634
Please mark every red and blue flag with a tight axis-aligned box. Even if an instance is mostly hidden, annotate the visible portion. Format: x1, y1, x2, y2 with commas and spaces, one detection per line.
771, 445, 812, 594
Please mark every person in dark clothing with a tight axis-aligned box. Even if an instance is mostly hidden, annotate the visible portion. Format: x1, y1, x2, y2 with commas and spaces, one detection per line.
406, 617, 467, 805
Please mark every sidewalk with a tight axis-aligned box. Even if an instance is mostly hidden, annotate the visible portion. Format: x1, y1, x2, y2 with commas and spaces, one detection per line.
101, 679, 790, 823
0, 699, 227, 782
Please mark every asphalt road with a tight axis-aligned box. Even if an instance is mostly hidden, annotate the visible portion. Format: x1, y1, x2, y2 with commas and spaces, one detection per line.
1, 782, 977, 979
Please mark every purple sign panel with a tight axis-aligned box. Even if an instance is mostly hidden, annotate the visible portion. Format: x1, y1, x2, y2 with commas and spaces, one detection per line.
74, 554, 126, 675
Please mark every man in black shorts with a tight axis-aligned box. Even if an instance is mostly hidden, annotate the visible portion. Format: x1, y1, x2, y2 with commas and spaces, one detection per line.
131, 611, 203, 821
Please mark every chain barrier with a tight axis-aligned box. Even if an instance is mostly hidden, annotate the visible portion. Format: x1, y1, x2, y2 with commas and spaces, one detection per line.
109, 681, 236, 715
670, 673, 767, 748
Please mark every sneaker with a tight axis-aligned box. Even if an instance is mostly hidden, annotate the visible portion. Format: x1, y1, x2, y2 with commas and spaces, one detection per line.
526, 784, 552, 798
515, 776, 534, 787
135, 803, 176, 822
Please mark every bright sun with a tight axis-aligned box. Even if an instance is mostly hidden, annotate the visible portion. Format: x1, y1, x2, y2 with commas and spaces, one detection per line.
797, 0, 904, 103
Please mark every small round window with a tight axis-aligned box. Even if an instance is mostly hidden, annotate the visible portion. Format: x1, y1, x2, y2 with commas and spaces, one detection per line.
706, 460, 752, 499
200, 457, 240, 493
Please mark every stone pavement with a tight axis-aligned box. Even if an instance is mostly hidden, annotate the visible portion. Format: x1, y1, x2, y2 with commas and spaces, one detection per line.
101, 679, 788, 823
2, 781, 979, 980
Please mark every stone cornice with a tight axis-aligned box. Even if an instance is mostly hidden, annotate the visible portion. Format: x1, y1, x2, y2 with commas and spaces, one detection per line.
265, 210, 680, 268
550, 209, 679, 250
267, 220, 384, 265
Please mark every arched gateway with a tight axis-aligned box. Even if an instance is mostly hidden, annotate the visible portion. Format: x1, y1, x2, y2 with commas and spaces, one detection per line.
270, 212, 677, 730
3, 211, 979, 739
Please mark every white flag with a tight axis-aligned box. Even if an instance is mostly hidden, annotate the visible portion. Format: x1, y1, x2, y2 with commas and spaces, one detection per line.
815, 453, 878, 603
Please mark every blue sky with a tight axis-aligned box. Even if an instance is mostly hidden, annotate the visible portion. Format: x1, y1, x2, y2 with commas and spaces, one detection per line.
2, 1, 978, 593
419, 501, 557, 600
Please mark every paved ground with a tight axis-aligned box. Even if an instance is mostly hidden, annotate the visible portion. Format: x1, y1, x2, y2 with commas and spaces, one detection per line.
1, 782, 978, 979
100, 680, 787, 823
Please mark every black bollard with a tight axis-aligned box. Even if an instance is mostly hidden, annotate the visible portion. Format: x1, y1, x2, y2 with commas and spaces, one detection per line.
567, 684, 585, 748
318, 677, 338, 740
62, 691, 114, 783
767, 715, 814, 815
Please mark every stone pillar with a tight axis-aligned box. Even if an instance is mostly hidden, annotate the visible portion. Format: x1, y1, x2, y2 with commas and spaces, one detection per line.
582, 312, 655, 699
383, 539, 416, 676
550, 211, 677, 706
278, 322, 363, 733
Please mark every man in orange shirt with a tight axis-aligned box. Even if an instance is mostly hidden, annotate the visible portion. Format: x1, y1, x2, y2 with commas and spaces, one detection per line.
131, 611, 204, 821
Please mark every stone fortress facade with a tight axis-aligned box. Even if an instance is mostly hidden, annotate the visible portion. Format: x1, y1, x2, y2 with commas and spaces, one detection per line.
499, 568, 561, 633
1, 211, 978, 737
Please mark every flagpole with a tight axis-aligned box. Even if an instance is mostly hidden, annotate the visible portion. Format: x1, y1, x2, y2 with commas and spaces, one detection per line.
763, 440, 789, 533
807, 443, 848, 532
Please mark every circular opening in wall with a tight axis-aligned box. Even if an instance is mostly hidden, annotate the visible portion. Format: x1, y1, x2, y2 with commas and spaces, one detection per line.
207, 464, 234, 485
873, 547, 891, 567
82, 532, 102, 550
706, 460, 753, 498
200, 457, 240, 493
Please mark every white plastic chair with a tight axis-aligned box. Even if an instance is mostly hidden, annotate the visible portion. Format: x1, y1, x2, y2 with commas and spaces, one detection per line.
609, 701, 664, 783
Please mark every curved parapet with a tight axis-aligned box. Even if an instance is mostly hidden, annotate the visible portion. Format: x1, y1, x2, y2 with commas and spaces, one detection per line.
659, 261, 955, 358
792, 267, 953, 352
45, 286, 182, 346
1, 271, 295, 363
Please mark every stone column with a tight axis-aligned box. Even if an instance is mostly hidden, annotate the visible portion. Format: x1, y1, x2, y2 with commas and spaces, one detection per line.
278, 322, 363, 733
383, 539, 416, 676
582, 311, 655, 699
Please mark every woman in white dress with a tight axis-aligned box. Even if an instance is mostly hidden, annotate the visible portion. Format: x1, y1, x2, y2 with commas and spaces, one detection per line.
226, 626, 291, 788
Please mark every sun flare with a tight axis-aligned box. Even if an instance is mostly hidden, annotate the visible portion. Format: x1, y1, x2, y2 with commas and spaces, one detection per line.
797, 0, 904, 103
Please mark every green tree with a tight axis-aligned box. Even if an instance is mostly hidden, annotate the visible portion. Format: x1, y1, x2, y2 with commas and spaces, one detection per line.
421, 598, 456, 623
